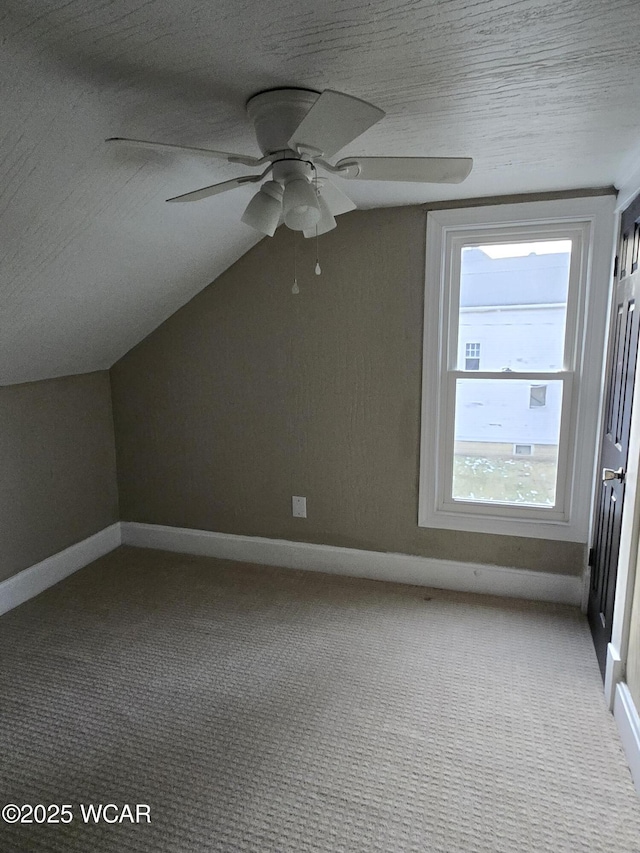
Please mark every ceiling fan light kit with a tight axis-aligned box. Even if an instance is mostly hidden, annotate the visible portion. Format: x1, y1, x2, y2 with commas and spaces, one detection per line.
282, 177, 321, 231
108, 87, 473, 239
240, 180, 283, 236
305, 194, 337, 238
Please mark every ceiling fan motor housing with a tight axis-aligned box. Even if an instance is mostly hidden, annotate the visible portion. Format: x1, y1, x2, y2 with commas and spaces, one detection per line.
271, 158, 315, 185
246, 88, 320, 157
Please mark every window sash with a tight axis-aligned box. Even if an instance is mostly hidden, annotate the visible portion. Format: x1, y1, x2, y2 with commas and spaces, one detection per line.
446, 228, 584, 374
435, 227, 584, 523
438, 371, 575, 522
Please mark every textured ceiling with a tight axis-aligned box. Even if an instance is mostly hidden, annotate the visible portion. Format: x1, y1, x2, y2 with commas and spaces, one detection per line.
2, 0, 640, 384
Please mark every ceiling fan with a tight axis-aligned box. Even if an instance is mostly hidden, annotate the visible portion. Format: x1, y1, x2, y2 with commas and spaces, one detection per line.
108, 88, 473, 238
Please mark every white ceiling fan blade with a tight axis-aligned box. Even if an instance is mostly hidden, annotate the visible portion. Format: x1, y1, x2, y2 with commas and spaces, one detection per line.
288, 90, 385, 159
107, 137, 263, 167
317, 179, 357, 216
166, 175, 261, 203
335, 156, 473, 183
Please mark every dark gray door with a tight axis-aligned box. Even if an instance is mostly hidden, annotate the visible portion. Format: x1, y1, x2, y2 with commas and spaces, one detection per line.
588, 193, 640, 677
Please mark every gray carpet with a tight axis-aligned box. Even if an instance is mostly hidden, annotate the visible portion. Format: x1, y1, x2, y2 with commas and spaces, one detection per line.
1, 546, 639, 852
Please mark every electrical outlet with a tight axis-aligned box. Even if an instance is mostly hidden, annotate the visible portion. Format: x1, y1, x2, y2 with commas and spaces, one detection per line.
292, 495, 307, 518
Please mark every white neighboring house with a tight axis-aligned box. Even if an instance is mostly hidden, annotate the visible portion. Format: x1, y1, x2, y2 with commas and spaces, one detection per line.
455, 246, 569, 456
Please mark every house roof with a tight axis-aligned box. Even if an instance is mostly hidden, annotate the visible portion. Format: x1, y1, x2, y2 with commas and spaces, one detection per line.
460, 248, 570, 307
2, 0, 640, 385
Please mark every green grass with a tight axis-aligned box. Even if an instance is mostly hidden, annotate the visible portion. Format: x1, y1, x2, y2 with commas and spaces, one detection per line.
452, 454, 557, 505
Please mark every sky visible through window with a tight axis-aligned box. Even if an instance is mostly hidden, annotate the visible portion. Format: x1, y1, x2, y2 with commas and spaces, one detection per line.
478, 240, 572, 259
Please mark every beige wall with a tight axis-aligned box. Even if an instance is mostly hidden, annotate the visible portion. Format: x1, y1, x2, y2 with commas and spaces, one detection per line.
0, 371, 119, 582
111, 207, 585, 575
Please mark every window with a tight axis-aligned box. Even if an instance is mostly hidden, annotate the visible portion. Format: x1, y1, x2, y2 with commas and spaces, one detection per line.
529, 385, 547, 408
514, 444, 533, 456
419, 196, 616, 541
465, 342, 480, 370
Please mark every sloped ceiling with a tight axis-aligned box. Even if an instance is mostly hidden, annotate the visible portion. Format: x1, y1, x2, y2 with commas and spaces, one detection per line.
2, 0, 640, 385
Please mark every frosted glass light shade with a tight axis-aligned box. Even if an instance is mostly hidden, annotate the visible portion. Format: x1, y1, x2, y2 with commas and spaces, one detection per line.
303, 194, 337, 237
241, 181, 283, 236
283, 178, 321, 231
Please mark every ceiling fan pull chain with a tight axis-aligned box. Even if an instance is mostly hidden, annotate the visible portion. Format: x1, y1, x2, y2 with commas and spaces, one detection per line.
292, 235, 299, 295
315, 227, 321, 276
314, 169, 321, 275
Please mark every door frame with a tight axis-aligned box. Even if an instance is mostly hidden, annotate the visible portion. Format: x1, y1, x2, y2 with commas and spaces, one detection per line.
603, 193, 640, 709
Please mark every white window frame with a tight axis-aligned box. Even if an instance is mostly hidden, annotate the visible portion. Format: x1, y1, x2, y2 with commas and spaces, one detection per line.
419, 196, 616, 542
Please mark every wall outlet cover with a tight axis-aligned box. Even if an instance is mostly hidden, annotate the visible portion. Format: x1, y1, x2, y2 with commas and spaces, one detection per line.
292, 496, 307, 518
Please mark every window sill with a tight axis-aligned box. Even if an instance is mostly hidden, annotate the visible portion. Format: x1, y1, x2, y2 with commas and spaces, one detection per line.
418, 503, 587, 542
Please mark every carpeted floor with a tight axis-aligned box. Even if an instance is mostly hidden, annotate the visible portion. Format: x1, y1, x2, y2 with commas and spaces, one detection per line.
1, 546, 639, 852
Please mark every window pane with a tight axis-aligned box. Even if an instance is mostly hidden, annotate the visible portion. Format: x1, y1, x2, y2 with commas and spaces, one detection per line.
529, 384, 547, 408
464, 342, 480, 370
458, 241, 571, 371
452, 378, 563, 506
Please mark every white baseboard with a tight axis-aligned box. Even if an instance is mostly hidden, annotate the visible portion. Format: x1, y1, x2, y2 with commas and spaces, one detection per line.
605, 643, 624, 710
0, 523, 122, 617
0, 519, 581, 618
121, 521, 582, 605
614, 682, 640, 794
